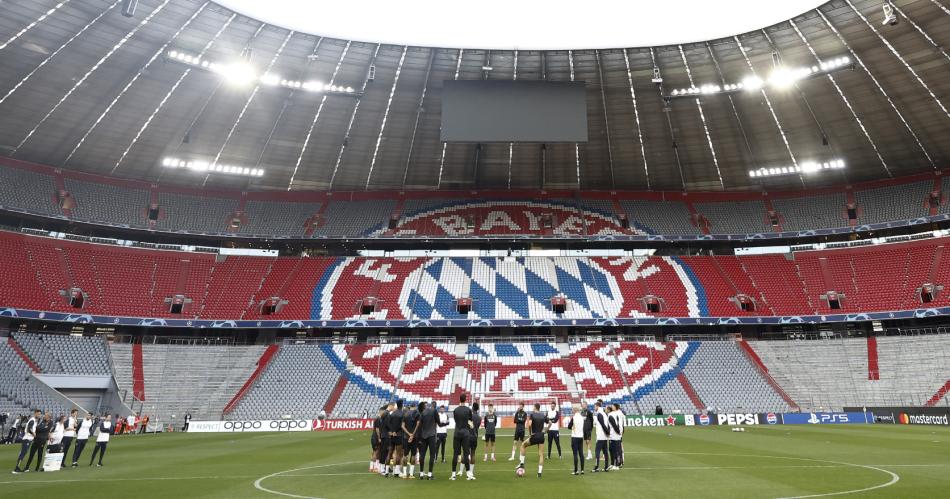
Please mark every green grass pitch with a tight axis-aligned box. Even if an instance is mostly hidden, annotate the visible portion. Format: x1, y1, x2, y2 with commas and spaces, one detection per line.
1, 425, 948, 498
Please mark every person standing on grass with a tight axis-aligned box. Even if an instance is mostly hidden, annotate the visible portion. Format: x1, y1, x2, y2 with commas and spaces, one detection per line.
568, 403, 586, 475
515, 403, 549, 479
371, 406, 384, 473
592, 400, 612, 473
509, 401, 528, 461
61, 409, 78, 467
436, 405, 448, 463
89, 414, 113, 467
387, 400, 406, 478
546, 401, 562, 459
583, 402, 594, 460
12, 409, 39, 473
4, 414, 21, 444
49, 415, 65, 454
610, 404, 625, 468
378, 402, 394, 476
401, 402, 421, 479
467, 401, 481, 476
71, 413, 93, 467
139, 415, 149, 434
449, 394, 475, 481
416, 401, 442, 480
482, 404, 498, 462
22, 412, 51, 472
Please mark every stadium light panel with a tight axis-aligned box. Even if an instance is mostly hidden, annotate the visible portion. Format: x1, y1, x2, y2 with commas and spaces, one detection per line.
165, 49, 358, 96
748, 158, 845, 179
216, 61, 256, 86
667, 56, 852, 99
162, 157, 263, 177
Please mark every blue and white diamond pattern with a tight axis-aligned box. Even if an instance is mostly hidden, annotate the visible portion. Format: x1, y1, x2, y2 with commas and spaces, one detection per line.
401, 257, 624, 320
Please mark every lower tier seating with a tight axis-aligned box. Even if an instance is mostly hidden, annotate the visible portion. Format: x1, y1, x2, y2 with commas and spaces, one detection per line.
110, 342, 266, 425
12, 332, 111, 375
9, 332, 948, 420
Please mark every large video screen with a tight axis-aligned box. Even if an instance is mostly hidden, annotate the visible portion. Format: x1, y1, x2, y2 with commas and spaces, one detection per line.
440, 80, 588, 143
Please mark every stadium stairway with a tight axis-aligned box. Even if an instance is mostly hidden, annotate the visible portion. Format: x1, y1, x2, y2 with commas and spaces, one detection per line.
8, 336, 40, 373
222, 344, 280, 415
554, 342, 581, 396
322, 376, 349, 415
867, 336, 880, 380
927, 380, 950, 406
675, 371, 705, 412
132, 343, 145, 401
737, 340, 799, 411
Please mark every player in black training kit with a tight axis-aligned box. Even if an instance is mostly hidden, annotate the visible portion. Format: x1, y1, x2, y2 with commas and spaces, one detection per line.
388, 401, 406, 477
371, 407, 385, 473
416, 401, 445, 480
516, 403, 549, 478
482, 404, 497, 461
450, 394, 475, 481
467, 402, 481, 475
401, 403, 421, 479
378, 403, 395, 476
509, 402, 528, 461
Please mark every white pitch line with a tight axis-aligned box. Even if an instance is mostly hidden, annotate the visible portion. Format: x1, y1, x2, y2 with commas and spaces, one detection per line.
0, 474, 260, 485
253, 452, 906, 499
253, 461, 362, 499
277, 462, 949, 478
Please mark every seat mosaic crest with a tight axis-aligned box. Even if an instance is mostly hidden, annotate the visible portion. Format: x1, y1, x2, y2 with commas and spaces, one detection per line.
311, 256, 705, 321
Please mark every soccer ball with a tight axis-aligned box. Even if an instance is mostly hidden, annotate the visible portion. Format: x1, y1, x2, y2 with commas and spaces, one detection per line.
516, 467, 525, 477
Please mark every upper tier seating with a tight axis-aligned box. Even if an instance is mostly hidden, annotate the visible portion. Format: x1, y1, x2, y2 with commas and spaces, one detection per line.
0, 164, 943, 238
65, 178, 148, 226
3, 231, 950, 321
772, 193, 849, 232
154, 192, 237, 234
620, 200, 699, 235
694, 200, 771, 234
12, 332, 111, 375
855, 181, 931, 225
0, 167, 58, 215
312, 200, 396, 237
239, 201, 322, 237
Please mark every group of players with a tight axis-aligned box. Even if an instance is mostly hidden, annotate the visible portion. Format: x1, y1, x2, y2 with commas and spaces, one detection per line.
370, 395, 627, 480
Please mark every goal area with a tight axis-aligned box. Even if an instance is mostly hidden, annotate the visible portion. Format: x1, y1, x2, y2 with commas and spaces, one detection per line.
476, 390, 587, 416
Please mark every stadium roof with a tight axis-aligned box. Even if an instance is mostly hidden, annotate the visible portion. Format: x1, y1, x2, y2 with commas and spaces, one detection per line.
0, 0, 946, 193
214, 0, 830, 50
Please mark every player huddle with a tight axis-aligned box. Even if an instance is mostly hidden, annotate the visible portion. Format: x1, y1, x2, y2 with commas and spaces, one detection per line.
369, 396, 625, 480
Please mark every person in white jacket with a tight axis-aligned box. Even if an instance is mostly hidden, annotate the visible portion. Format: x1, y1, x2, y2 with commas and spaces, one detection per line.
89, 414, 113, 467
71, 414, 93, 467
592, 400, 611, 472
566, 403, 586, 475
61, 409, 78, 467
48, 416, 65, 453
608, 404, 625, 470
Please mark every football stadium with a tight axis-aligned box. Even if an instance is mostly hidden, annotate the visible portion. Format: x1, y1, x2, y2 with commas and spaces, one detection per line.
0, 0, 949, 497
